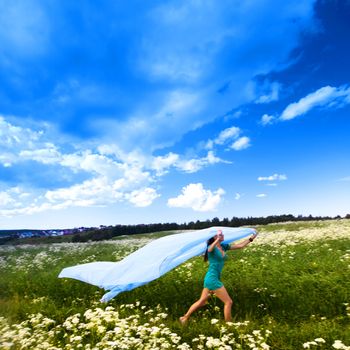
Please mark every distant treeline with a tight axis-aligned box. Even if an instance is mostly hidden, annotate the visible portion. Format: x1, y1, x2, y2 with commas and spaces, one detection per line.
1, 214, 348, 245
71, 213, 349, 243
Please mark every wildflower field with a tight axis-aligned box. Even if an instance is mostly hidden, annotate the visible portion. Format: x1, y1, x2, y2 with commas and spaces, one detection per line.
1, 220, 349, 349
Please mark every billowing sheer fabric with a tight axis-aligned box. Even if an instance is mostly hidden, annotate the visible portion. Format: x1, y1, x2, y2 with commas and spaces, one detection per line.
58, 226, 254, 302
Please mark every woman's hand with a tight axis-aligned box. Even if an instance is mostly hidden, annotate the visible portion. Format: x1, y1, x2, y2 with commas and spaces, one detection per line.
208, 236, 221, 252
214, 236, 221, 245
250, 231, 258, 241
208, 237, 219, 253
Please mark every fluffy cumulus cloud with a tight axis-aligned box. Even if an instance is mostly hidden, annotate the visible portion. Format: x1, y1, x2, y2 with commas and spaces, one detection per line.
152, 153, 180, 176
126, 188, 160, 207
167, 183, 225, 211
0, 115, 230, 216
215, 127, 241, 145
151, 151, 227, 175
0, 116, 47, 166
45, 177, 124, 207
260, 114, 275, 126
206, 126, 250, 152
258, 174, 287, 181
230, 136, 251, 151
0, 186, 44, 217
175, 151, 228, 173
0, 117, 128, 214
280, 85, 350, 121
0, 191, 17, 207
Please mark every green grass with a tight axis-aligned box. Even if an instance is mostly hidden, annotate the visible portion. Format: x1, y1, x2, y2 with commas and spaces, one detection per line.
4, 229, 184, 246
0, 222, 349, 349
255, 220, 331, 232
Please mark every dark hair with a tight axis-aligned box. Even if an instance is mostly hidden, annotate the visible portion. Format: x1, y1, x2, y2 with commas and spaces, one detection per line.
204, 236, 216, 262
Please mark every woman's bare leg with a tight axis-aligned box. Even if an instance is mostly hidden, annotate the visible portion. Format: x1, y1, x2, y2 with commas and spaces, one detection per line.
213, 286, 233, 322
180, 288, 211, 324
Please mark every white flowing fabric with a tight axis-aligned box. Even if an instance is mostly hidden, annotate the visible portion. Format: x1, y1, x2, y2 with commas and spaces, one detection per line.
58, 226, 255, 302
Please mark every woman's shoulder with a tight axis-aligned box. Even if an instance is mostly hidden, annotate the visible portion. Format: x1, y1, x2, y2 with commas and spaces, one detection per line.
222, 243, 230, 251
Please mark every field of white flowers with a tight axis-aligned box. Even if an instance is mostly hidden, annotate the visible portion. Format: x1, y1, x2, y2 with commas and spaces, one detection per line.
0, 220, 349, 349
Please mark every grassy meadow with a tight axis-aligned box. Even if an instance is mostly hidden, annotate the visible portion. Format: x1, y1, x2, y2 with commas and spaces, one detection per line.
0, 220, 349, 349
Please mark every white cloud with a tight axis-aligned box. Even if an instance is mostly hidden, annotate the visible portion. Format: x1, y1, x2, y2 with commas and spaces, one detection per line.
205, 139, 214, 150
260, 114, 275, 125
0, 115, 232, 217
44, 177, 159, 211
0, 192, 16, 207
0, 115, 67, 168
113, 166, 152, 192
255, 81, 280, 104
176, 151, 229, 173
151, 150, 229, 174
0, 116, 139, 180
152, 153, 180, 176
232, 110, 243, 119
126, 188, 160, 207
0, 167, 156, 216
258, 174, 287, 181
0, 186, 35, 215
206, 126, 252, 152
19, 145, 61, 165
235, 193, 241, 200
0, 115, 43, 147
175, 158, 203, 173
167, 183, 225, 211
230, 136, 251, 151
98, 144, 148, 169
0, 116, 154, 214
215, 127, 241, 145
256, 193, 267, 198
280, 85, 350, 121
61, 151, 125, 178
45, 177, 123, 207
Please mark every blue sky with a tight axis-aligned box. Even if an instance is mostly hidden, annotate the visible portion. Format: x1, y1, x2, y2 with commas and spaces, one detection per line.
0, 0, 349, 229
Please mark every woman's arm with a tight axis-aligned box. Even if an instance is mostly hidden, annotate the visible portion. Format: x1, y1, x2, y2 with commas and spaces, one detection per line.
230, 232, 258, 250
207, 237, 220, 252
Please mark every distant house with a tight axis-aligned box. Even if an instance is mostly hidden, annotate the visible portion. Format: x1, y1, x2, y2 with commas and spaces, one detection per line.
19, 232, 34, 238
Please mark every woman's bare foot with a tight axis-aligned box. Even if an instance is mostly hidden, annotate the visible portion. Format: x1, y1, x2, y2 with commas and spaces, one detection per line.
179, 316, 188, 325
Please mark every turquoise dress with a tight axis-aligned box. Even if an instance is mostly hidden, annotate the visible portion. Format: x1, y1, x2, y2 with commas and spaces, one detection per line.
203, 243, 230, 290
